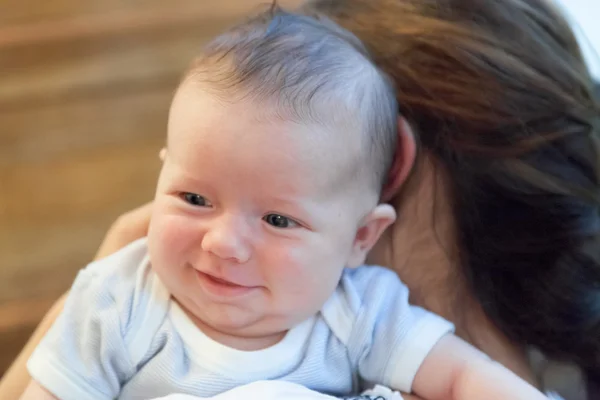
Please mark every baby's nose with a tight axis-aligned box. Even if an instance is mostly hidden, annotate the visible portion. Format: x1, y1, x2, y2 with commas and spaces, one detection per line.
200, 216, 251, 263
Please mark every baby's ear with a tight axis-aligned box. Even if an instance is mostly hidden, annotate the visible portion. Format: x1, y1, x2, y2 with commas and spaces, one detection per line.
159, 147, 167, 162
347, 204, 396, 268
381, 117, 417, 202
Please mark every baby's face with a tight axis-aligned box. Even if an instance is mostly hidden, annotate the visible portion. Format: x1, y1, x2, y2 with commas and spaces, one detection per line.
148, 82, 369, 343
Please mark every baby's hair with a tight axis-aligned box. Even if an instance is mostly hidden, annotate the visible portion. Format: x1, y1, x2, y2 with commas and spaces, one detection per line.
183, 5, 398, 194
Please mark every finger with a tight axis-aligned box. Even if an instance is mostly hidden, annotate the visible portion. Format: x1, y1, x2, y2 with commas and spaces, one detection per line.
117, 201, 154, 237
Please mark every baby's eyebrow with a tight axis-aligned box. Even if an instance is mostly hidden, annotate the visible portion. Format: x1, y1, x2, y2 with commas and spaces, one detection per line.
262, 193, 305, 204
264, 196, 318, 215
173, 174, 205, 186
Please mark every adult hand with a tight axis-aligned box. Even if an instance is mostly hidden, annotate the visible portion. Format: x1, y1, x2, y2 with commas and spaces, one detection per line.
95, 201, 153, 260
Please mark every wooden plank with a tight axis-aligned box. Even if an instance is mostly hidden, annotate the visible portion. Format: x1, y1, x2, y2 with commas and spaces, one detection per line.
0, 325, 39, 377
0, 0, 300, 28
0, 0, 193, 26
0, 0, 302, 109
0, 84, 172, 165
0, 296, 58, 333
0, 136, 163, 304
0, 21, 222, 109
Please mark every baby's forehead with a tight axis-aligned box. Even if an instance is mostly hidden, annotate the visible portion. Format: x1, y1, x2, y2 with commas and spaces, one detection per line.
171, 78, 365, 146
168, 85, 369, 194
171, 6, 396, 196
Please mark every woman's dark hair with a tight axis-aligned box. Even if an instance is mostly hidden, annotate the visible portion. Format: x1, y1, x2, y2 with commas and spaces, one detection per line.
303, 0, 600, 394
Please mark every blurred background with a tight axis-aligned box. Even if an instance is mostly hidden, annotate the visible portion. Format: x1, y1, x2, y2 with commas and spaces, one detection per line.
0, 0, 597, 377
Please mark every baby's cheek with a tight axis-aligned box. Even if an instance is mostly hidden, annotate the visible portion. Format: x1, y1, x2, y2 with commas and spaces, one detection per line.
266, 245, 319, 292
148, 214, 200, 266
266, 244, 338, 321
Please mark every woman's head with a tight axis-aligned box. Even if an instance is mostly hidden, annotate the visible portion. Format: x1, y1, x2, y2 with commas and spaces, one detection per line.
303, 0, 600, 390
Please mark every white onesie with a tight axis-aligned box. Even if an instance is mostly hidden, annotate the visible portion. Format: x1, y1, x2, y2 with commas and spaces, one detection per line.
28, 238, 453, 400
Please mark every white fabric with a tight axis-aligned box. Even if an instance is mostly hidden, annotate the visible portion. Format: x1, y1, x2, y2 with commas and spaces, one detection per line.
153, 382, 563, 400
152, 381, 338, 400
27, 238, 453, 400
153, 382, 404, 400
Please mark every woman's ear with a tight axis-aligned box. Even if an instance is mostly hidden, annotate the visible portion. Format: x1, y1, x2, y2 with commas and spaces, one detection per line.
381, 117, 417, 202
347, 204, 397, 268
159, 147, 167, 162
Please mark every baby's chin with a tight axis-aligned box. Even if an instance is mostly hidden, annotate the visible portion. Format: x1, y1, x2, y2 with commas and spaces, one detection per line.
175, 294, 291, 348
199, 315, 289, 350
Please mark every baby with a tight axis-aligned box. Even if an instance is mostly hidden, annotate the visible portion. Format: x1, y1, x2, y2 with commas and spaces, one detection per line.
22, 7, 546, 400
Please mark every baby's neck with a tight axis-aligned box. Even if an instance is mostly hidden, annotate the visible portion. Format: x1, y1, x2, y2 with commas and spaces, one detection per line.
179, 301, 287, 351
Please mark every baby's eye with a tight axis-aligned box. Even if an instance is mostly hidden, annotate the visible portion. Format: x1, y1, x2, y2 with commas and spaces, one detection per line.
263, 214, 299, 229
181, 193, 211, 207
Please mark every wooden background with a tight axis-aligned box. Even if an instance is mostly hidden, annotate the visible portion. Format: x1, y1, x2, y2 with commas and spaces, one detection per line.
0, 0, 299, 376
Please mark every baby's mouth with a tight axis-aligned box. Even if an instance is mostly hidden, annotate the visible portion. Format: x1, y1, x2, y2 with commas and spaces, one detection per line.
203, 273, 244, 287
